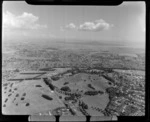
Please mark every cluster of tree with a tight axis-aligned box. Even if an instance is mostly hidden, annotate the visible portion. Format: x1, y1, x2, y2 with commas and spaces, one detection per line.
102, 74, 115, 84
43, 78, 52, 84
64, 96, 75, 101
84, 90, 99, 96
14, 69, 20, 72
104, 68, 113, 73
91, 106, 103, 113
79, 100, 88, 110
72, 93, 81, 98
63, 82, 69, 85
123, 105, 138, 116
105, 87, 118, 94
43, 78, 55, 90
98, 90, 104, 95
51, 107, 66, 116
69, 109, 76, 115
102, 108, 112, 116
60, 86, 71, 92
51, 75, 60, 81
39, 68, 55, 71
41, 94, 53, 101
105, 87, 122, 99
79, 107, 89, 116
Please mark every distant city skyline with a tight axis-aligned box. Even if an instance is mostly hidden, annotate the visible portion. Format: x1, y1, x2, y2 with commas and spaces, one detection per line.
2, 1, 145, 47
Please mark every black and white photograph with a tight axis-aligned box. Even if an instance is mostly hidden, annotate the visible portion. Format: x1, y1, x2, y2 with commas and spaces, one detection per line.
2, 1, 145, 121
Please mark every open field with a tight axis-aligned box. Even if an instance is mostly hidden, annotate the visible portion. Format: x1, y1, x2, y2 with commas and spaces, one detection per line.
2, 79, 65, 115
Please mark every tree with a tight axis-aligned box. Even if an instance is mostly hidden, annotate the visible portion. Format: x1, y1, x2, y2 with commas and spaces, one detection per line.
87, 84, 95, 90
14, 69, 19, 72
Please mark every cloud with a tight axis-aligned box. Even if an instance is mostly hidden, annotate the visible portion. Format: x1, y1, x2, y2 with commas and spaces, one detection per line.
3, 11, 47, 30
66, 23, 76, 29
61, 23, 76, 31
79, 19, 113, 31
62, 19, 113, 32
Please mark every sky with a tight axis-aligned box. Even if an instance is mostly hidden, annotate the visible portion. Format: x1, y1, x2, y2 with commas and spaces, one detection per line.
2, 1, 145, 46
